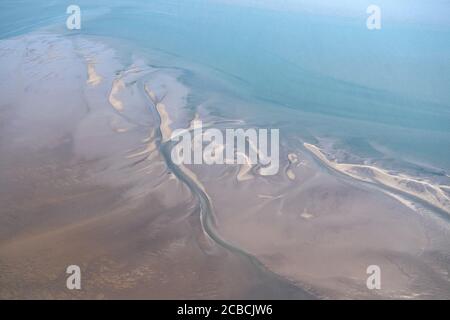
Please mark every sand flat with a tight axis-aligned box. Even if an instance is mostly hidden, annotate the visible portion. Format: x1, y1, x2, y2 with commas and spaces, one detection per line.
0, 33, 308, 299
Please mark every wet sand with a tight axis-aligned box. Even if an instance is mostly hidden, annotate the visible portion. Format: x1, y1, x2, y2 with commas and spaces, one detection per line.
304, 143, 450, 215
190, 144, 450, 298
1, 33, 449, 300
0, 33, 311, 299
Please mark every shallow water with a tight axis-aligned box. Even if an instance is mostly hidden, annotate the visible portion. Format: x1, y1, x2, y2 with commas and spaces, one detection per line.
1, 0, 449, 172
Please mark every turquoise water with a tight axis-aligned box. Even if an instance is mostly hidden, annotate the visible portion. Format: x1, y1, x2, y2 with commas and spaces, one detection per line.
1, 0, 449, 171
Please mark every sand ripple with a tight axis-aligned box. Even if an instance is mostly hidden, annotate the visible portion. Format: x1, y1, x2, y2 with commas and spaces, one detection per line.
304, 143, 450, 214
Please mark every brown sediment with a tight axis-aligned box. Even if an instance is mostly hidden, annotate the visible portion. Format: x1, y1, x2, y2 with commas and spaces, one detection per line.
0, 33, 312, 299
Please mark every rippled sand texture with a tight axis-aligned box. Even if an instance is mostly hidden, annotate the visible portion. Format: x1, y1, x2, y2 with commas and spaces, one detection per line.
304, 143, 450, 215
0, 34, 308, 299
